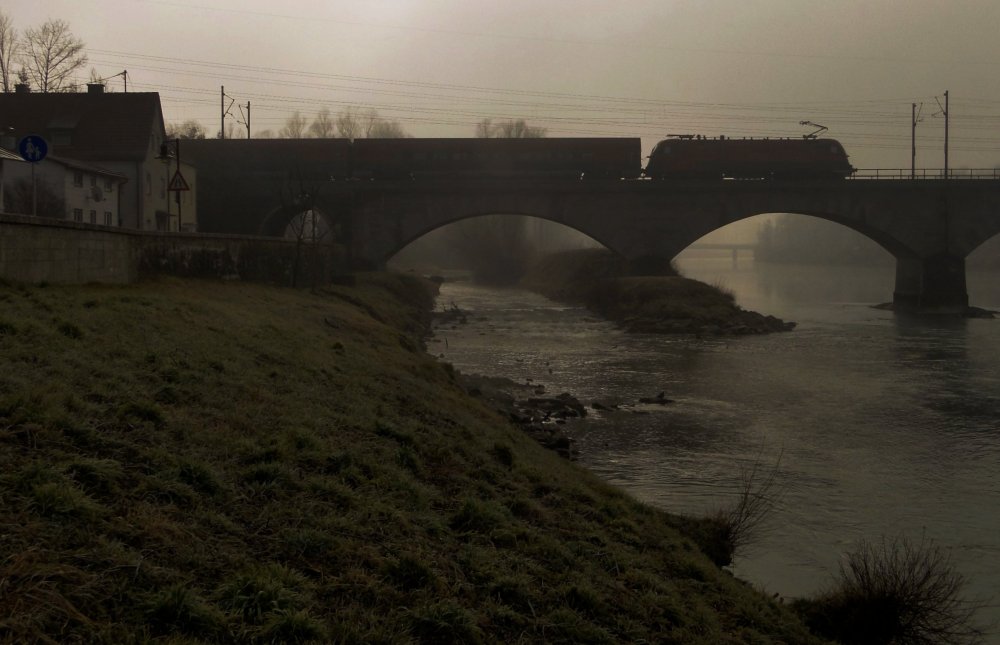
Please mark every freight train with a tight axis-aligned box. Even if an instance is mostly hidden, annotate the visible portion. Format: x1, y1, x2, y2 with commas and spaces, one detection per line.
351, 137, 641, 179
183, 136, 855, 182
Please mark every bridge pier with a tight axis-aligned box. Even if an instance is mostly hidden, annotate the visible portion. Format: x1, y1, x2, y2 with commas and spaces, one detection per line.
893, 254, 969, 313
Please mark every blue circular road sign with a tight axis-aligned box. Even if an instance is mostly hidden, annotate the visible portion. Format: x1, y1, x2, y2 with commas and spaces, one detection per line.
17, 135, 49, 163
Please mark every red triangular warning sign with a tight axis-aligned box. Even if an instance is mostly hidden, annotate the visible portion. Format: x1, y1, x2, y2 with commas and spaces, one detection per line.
168, 170, 190, 191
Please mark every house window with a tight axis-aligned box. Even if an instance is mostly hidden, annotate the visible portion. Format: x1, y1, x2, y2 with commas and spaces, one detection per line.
73, 171, 83, 187
90, 175, 97, 187
104, 211, 113, 226
89, 210, 97, 224
160, 177, 166, 199
73, 208, 83, 222
104, 178, 113, 190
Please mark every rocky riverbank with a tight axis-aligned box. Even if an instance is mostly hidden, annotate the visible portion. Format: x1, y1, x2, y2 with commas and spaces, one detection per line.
521, 248, 795, 335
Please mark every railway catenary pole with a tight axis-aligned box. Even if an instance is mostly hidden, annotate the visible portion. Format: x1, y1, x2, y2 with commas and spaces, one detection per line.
220, 86, 225, 140
944, 90, 949, 179
911, 103, 916, 180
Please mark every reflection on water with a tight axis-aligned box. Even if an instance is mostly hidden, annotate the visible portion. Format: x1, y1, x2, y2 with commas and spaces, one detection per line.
434, 256, 1000, 640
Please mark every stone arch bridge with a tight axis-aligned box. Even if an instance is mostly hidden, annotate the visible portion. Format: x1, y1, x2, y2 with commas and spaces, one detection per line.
183, 142, 1000, 312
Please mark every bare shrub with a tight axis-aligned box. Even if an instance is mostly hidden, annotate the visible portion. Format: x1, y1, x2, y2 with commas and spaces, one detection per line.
795, 534, 987, 645
678, 451, 783, 567
716, 450, 783, 558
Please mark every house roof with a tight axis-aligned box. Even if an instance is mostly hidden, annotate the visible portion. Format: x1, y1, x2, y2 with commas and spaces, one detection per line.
49, 153, 129, 182
0, 91, 164, 162
0, 146, 128, 182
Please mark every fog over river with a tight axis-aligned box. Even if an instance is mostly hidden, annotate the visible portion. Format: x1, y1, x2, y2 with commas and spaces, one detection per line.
431, 254, 1000, 639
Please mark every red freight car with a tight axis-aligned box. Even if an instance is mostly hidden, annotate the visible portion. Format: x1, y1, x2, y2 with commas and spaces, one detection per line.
644, 137, 855, 179
351, 138, 642, 179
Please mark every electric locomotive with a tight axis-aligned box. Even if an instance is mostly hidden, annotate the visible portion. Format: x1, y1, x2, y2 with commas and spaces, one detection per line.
644, 136, 855, 179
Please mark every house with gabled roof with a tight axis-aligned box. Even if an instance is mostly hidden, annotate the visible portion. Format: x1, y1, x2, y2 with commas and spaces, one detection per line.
0, 83, 196, 231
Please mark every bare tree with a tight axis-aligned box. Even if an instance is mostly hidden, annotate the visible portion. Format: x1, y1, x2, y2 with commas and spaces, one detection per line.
279, 111, 308, 138
475, 118, 546, 138
335, 106, 409, 139
474, 117, 494, 139
166, 120, 207, 140
0, 10, 18, 93
308, 107, 336, 138
254, 129, 276, 139
21, 19, 87, 93
215, 120, 239, 139
368, 118, 408, 138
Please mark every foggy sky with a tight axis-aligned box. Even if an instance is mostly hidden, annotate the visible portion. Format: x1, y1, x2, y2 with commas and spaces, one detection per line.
6, 0, 1000, 169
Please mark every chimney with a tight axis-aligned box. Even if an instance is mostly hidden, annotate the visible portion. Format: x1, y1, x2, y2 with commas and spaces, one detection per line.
14, 83, 29, 94
87, 83, 105, 95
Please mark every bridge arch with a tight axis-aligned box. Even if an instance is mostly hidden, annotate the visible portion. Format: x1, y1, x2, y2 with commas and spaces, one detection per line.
389, 212, 606, 283
385, 209, 613, 263
671, 209, 916, 265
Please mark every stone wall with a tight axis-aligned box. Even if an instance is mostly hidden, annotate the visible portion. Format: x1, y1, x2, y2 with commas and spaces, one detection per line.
0, 212, 344, 286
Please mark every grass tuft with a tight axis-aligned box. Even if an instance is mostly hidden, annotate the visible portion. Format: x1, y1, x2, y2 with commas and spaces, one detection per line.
57, 320, 83, 339
218, 563, 308, 625
146, 585, 226, 637
30, 481, 105, 519
408, 600, 483, 645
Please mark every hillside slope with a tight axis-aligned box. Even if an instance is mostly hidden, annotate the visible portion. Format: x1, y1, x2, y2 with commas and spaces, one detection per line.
0, 274, 823, 643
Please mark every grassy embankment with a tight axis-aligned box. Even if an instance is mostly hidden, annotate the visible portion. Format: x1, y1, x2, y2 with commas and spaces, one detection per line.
0, 274, 824, 643
522, 249, 794, 335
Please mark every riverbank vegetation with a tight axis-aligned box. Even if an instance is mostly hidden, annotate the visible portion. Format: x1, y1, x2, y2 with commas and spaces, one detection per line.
0, 274, 825, 643
793, 535, 987, 645
521, 249, 795, 335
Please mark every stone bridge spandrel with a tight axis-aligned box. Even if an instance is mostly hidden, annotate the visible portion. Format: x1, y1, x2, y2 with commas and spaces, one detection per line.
347, 178, 1000, 312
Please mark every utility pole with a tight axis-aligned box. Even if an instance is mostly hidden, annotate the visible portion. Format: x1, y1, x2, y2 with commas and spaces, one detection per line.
944, 90, 949, 178
247, 101, 251, 139
911, 103, 917, 179
220, 85, 225, 140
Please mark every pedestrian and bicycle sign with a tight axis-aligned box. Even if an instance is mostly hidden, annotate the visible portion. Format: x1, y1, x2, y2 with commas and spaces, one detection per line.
17, 135, 48, 163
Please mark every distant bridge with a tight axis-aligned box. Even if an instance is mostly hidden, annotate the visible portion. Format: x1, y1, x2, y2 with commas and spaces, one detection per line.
686, 243, 756, 268
184, 140, 1000, 313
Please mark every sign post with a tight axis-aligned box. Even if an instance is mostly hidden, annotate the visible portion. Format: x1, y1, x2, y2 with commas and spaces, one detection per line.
163, 139, 190, 231
17, 135, 49, 217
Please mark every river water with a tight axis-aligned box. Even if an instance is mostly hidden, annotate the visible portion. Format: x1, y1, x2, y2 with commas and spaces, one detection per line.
431, 255, 1000, 638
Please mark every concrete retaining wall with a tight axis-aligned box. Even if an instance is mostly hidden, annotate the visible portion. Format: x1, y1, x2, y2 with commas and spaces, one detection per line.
0, 212, 344, 286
